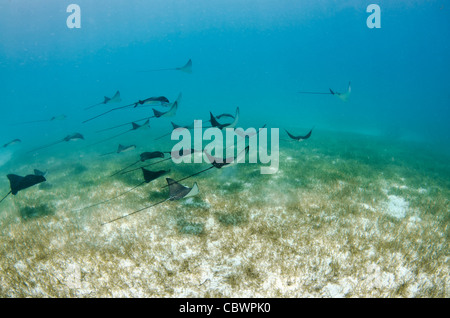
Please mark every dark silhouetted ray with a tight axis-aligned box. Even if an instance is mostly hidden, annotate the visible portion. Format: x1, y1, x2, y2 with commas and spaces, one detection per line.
63, 133, 84, 142
141, 168, 170, 183
284, 128, 313, 141
3, 139, 21, 148
210, 107, 240, 130
166, 178, 199, 200
84, 91, 122, 110
138, 59, 192, 74
0, 173, 46, 204
26, 133, 84, 154
134, 96, 169, 108
101, 177, 199, 226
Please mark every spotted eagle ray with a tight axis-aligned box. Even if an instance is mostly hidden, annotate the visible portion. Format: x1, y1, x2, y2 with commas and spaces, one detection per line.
330, 82, 351, 101
130, 92, 182, 110
210, 107, 240, 130
101, 177, 199, 226
74, 168, 170, 212
82, 96, 170, 123
298, 82, 351, 101
163, 92, 182, 108
134, 92, 182, 109
283, 128, 314, 141
84, 91, 122, 110
152, 100, 178, 118
0, 173, 46, 204
26, 133, 84, 154
3, 139, 21, 148
110, 151, 165, 177
138, 59, 192, 74
161, 146, 249, 188
100, 144, 136, 157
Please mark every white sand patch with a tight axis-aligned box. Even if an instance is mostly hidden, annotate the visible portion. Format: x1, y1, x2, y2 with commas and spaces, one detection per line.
265, 166, 281, 176
361, 203, 377, 213
384, 195, 409, 219
65, 262, 82, 290
365, 246, 377, 259
119, 259, 135, 268
417, 188, 427, 194
403, 273, 436, 297
323, 278, 355, 298
390, 183, 408, 190
406, 215, 422, 230
323, 283, 344, 297
14, 261, 27, 272
365, 263, 397, 290
204, 216, 216, 231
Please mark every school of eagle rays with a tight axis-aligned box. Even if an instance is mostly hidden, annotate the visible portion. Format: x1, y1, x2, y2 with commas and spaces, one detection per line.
1, 59, 351, 226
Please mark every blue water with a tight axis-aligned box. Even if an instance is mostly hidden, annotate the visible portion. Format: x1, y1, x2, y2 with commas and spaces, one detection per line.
1, 0, 449, 151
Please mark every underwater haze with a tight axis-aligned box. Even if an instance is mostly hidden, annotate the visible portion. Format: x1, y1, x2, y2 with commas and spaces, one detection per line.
0, 0, 449, 298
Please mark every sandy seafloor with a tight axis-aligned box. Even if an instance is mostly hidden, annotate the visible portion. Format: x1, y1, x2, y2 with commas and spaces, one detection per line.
0, 128, 448, 298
